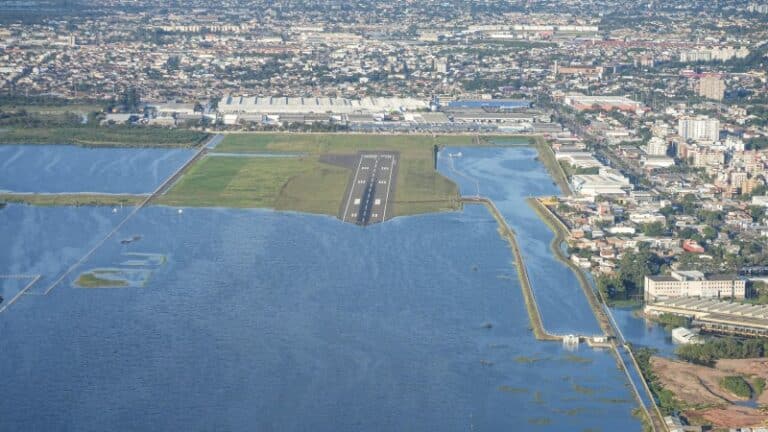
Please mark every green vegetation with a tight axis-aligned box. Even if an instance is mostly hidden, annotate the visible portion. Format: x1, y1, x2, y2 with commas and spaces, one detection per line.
633, 346, 682, 415
596, 246, 663, 303
676, 338, 768, 366
719, 375, 752, 399
164, 133, 480, 217
745, 282, 768, 305
527, 417, 551, 425
563, 354, 593, 364
0, 126, 208, 147
514, 355, 548, 364
641, 221, 666, 237
649, 313, 691, 330
572, 383, 597, 395
75, 272, 129, 288
497, 385, 529, 393
753, 377, 766, 397
633, 407, 654, 432
159, 156, 350, 215
559, 161, 600, 177
0, 193, 144, 207
214, 133, 472, 155
532, 137, 571, 195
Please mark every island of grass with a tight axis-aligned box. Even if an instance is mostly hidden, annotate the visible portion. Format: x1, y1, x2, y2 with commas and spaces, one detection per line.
0, 193, 145, 207
160, 133, 492, 217
75, 271, 129, 288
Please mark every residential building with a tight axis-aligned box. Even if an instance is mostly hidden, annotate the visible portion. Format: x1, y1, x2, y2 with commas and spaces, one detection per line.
698, 75, 725, 101
678, 116, 720, 142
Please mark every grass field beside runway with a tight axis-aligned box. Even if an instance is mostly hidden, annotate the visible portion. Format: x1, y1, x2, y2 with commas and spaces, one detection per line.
213, 133, 475, 157
159, 155, 350, 215
162, 133, 470, 217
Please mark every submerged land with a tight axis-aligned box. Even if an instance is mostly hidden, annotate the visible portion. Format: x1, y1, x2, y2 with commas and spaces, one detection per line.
0, 133, 656, 430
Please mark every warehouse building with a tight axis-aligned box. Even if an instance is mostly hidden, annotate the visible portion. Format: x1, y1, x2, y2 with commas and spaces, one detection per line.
645, 297, 768, 338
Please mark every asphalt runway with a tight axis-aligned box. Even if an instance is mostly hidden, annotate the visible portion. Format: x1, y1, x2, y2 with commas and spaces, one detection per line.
341, 152, 398, 225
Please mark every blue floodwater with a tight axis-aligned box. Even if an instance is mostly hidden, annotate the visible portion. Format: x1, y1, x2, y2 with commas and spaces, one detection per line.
0, 144, 195, 194
0, 206, 640, 431
438, 146, 602, 336
0, 145, 641, 431
611, 307, 678, 357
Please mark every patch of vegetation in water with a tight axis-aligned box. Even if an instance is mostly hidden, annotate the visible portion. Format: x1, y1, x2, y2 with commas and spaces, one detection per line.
527, 417, 551, 425
497, 385, 529, 393
572, 384, 597, 395
75, 272, 129, 288
514, 355, 548, 364
562, 354, 593, 364
597, 397, 632, 404
552, 407, 587, 416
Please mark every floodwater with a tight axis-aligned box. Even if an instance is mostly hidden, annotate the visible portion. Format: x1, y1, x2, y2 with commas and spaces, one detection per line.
611, 307, 678, 357
0, 144, 194, 194
437, 145, 679, 355
0, 144, 641, 431
438, 145, 602, 336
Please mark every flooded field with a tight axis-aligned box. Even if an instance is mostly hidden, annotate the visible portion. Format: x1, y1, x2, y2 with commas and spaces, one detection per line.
0, 144, 194, 193
0, 143, 641, 430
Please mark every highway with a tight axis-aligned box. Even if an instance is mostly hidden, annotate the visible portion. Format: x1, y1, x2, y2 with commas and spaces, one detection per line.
341, 152, 397, 225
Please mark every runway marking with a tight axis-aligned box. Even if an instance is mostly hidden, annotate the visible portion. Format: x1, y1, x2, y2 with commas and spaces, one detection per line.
342, 155, 365, 223
381, 155, 395, 221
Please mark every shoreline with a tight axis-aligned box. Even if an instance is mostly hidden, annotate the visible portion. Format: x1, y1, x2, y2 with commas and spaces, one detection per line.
531, 136, 571, 196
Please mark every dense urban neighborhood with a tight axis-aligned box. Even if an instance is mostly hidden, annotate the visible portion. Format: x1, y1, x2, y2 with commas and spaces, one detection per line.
2, 1, 768, 431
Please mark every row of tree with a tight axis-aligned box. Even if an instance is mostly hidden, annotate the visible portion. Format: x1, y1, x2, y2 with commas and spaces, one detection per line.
676, 338, 768, 366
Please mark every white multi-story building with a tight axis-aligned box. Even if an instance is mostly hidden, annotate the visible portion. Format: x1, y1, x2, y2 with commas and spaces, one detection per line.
698, 75, 725, 101
644, 270, 746, 301
678, 116, 720, 142
680, 47, 749, 62
646, 137, 668, 156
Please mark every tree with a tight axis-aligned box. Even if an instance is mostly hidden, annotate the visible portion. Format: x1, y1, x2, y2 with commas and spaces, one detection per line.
681, 194, 699, 215
749, 205, 766, 222
120, 86, 141, 112
642, 221, 665, 237
702, 226, 717, 241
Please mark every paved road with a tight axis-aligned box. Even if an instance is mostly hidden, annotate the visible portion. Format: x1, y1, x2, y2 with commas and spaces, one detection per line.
341, 152, 397, 225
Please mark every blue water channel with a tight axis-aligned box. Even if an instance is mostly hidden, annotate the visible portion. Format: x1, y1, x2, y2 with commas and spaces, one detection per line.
438, 145, 602, 336
0, 144, 195, 194
438, 145, 680, 357
0, 144, 641, 431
